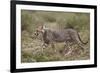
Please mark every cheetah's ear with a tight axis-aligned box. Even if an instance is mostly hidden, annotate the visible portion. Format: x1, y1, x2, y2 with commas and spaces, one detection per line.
43, 25, 46, 29
38, 24, 43, 30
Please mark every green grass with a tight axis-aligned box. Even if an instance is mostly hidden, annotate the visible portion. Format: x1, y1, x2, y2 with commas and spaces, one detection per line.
21, 10, 90, 63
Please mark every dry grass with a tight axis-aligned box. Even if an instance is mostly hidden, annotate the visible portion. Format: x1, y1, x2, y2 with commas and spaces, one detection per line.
21, 30, 90, 63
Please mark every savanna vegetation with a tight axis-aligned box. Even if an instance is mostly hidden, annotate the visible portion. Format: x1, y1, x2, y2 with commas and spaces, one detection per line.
21, 10, 90, 63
